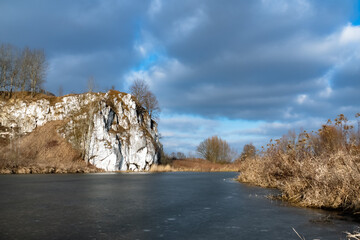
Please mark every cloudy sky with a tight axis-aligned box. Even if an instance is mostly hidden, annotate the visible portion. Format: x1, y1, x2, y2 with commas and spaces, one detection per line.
1, 0, 359, 155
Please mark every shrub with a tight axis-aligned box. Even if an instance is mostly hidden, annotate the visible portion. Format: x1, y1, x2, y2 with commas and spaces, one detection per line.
238, 143, 256, 161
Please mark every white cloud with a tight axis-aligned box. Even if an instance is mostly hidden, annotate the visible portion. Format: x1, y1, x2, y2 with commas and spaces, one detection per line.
124, 57, 191, 92
340, 24, 360, 45
296, 94, 308, 104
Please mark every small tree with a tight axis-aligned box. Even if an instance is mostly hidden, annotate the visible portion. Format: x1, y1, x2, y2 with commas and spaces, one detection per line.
7, 48, 21, 96
28, 48, 47, 96
197, 136, 236, 163
130, 79, 160, 120
239, 143, 256, 161
87, 76, 95, 93
0, 44, 12, 94
19, 47, 31, 92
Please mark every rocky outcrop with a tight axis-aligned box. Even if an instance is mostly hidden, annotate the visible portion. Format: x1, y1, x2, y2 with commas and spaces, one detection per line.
0, 90, 161, 171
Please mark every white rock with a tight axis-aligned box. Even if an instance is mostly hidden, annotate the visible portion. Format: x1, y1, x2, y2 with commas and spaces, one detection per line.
0, 91, 161, 171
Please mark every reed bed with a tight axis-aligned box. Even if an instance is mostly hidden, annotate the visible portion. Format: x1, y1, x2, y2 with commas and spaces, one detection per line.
238, 114, 360, 214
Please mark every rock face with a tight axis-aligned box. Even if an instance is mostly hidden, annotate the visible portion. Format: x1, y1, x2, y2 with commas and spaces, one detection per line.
0, 90, 161, 171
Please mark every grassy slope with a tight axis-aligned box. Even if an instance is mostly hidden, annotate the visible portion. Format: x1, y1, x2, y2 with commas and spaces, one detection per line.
0, 120, 101, 174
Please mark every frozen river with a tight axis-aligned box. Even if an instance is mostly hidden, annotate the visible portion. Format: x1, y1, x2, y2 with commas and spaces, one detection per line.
0, 172, 357, 239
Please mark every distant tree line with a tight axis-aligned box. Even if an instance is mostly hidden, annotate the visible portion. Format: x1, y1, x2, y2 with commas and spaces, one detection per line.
159, 150, 187, 165
195, 135, 257, 163
0, 43, 47, 97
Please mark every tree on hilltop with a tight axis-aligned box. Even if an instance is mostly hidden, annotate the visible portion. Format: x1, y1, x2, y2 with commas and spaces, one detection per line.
0, 43, 47, 97
130, 78, 160, 120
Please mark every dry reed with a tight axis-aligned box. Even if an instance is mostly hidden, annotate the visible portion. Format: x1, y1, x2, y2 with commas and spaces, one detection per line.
238, 114, 360, 214
151, 158, 241, 172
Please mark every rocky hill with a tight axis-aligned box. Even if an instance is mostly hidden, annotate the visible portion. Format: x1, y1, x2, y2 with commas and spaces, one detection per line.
0, 90, 161, 172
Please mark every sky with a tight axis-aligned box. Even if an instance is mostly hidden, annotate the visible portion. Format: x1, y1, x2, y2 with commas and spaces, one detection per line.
1, 0, 360, 156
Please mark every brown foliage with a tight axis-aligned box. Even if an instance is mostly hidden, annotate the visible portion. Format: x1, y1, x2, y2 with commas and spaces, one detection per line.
0, 121, 100, 174
150, 158, 241, 172
238, 143, 256, 161
238, 114, 360, 214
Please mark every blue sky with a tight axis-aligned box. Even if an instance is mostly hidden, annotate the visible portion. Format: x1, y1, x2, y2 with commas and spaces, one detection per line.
1, 0, 360, 156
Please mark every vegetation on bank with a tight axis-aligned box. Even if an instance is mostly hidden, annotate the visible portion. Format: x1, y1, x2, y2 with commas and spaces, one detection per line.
0, 120, 101, 174
150, 158, 241, 172
157, 142, 241, 172
238, 114, 360, 214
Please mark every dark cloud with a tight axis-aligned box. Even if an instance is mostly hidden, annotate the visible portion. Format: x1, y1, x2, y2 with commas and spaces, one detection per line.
0, 0, 149, 93
131, 0, 360, 121
1, 0, 359, 153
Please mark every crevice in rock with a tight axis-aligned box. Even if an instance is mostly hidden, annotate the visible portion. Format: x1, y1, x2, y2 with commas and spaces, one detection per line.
115, 135, 123, 170
136, 146, 146, 153
136, 108, 144, 124
105, 108, 115, 132
131, 163, 140, 170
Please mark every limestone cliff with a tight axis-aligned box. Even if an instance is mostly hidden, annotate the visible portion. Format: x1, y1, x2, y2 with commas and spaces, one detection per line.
0, 90, 161, 171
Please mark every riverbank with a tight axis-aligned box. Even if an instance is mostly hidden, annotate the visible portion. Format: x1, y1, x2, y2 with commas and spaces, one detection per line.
0, 121, 102, 174
150, 158, 241, 172
238, 152, 360, 213
237, 115, 360, 216
0, 165, 100, 174
1, 157, 239, 174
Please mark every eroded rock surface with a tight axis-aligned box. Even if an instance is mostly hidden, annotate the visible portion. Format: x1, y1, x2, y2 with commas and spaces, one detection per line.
0, 90, 161, 171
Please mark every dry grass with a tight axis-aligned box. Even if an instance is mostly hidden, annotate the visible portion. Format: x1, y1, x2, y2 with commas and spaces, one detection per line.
149, 164, 174, 172
238, 114, 360, 214
0, 121, 101, 174
0, 91, 60, 104
150, 158, 241, 172
346, 228, 360, 239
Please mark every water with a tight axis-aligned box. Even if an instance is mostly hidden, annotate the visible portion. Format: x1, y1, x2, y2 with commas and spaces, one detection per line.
0, 172, 357, 240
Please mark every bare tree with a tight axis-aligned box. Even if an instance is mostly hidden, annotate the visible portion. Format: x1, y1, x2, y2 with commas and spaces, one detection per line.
143, 91, 160, 119
19, 47, 31, 92
129, 79, 160, 120
0, 43, 48, 97
0, 44, 22, 97
7, 47, 21, 96
197, 136, 236, 163
28, 49, 47, 96
0, 44, 11, 94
